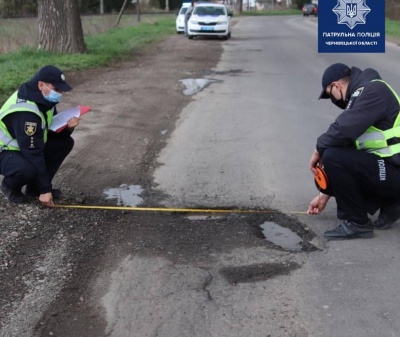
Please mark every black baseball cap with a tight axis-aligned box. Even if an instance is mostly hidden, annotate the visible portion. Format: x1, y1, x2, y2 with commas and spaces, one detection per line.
37, 65, 72, 92
319, 63, 351, 99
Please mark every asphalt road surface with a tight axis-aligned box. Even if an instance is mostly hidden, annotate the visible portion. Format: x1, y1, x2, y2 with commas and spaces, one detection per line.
1, 15, 400, 337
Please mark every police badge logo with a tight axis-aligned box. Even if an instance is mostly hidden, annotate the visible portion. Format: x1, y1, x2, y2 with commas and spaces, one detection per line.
25, 122, 37, 136
352, 87, 364, 97
333, 0, 371, 30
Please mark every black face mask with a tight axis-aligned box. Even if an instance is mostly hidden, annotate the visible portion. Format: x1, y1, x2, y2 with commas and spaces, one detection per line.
330, 85, 347, 109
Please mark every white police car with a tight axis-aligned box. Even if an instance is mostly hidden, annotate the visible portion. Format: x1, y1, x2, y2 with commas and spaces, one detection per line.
187, 3, 232, 40
176, 2, 191, 34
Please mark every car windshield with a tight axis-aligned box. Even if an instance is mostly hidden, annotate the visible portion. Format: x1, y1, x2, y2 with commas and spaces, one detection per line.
193, 6, 226, 16
180, 7, 188, 14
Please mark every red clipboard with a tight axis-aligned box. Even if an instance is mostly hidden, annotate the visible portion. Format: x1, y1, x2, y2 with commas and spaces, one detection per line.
49, 106, 92, 133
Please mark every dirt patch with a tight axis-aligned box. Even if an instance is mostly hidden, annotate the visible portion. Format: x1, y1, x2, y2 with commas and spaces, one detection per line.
0, 33, 316, 337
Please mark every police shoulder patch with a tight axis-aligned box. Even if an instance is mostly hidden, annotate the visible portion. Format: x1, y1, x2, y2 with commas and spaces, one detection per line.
352, 87, 364, 98
25, 122, 37, 136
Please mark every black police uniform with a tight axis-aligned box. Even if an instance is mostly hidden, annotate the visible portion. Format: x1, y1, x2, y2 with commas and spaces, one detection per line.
0, 72, 74, 200
317, 66, 400, 225
184, 3, 194, 36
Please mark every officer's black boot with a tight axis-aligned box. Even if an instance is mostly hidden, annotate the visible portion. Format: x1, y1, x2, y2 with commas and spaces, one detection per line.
373, 202, 400, 230
323, 220, 374, 240
1, 180, 28, 204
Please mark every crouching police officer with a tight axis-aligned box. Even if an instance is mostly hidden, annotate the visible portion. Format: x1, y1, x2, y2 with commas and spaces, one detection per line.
308, 63, 400, 240
0, 65, 80, 207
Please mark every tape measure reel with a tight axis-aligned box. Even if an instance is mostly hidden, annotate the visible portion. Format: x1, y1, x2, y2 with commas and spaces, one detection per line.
314, 166, 329, 191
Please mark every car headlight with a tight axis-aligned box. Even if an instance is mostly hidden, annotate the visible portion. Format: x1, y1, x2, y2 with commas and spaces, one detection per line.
189, 20, 199, 24
218, 20, 228, 24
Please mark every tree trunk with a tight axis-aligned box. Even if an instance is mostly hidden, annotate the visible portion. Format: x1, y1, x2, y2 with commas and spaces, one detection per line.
38, 0, 86, 53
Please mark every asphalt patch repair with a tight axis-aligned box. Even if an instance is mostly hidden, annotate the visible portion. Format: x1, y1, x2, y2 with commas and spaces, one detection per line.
220, 261, 301, 284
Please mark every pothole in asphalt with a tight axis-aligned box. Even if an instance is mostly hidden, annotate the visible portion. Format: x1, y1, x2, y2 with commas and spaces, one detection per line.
260, 221, 303, 252
179, 78, 220, 95
103, 184, 143, 206
220, 262, 300, 284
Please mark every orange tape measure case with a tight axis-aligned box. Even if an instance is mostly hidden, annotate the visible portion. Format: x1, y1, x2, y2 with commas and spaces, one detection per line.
314, 166, 329, 191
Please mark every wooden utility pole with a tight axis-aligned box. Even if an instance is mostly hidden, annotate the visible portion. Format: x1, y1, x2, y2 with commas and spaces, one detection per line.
137, 0, 141, 22
115, 0, 129, 27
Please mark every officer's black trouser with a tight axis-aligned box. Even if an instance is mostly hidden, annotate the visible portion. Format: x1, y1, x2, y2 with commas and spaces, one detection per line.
322, 147, 400, 224
0, 133, 74, 191
184, 14, 191, 36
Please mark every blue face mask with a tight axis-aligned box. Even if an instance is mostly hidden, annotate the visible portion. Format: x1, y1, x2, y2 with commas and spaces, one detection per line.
43, 84, 63, 103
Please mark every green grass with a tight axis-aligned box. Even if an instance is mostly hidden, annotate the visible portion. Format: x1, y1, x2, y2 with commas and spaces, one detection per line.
0, 17, 175, 105
386, 18, 400, 37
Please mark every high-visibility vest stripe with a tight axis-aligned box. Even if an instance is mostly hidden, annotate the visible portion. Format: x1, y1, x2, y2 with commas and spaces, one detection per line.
355, 80, 400, 157
0, 92, 53, 151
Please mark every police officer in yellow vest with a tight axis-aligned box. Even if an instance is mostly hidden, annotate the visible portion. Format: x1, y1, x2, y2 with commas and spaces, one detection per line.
0, 65, 80, 207
307, 63, 400, 240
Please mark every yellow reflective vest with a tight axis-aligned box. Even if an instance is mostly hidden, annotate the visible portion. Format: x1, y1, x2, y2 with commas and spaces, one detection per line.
0, 91, 54, 151
355, 80, 400, 157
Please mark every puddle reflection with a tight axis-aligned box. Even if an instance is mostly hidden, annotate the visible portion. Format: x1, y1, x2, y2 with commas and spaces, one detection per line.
179, 78, 218, 96
260, 221, 303, 251
103, 184, 143, 206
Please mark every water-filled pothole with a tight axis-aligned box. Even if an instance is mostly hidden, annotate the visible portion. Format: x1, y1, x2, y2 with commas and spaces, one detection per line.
260, 221, 303, 251
103, 184, 143, 206
179, 78, 219, 95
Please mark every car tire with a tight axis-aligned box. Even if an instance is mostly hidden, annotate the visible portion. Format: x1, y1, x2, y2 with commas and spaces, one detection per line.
188, 35, 194, 39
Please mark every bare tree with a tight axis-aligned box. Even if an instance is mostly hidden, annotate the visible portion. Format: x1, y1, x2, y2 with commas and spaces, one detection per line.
38, 0, 86, 53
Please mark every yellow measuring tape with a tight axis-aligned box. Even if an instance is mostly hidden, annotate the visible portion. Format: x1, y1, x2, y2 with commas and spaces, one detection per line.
54, 204, 308, 214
